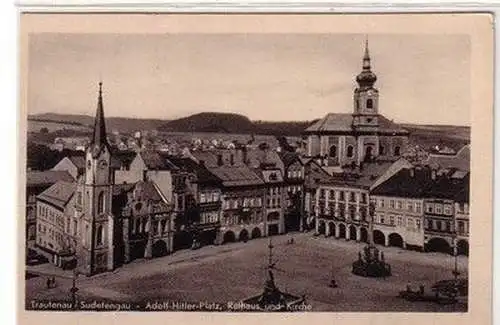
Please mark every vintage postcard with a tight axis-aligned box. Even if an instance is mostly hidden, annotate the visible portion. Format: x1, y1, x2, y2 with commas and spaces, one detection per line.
18, 12, 493, 325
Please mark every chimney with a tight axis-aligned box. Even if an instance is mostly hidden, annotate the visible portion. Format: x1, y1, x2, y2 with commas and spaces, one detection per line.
217, 154, 223, 166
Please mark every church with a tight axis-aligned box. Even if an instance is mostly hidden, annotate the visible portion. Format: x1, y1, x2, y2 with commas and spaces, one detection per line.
303, 41, 409, 172
35, 83, 175, 276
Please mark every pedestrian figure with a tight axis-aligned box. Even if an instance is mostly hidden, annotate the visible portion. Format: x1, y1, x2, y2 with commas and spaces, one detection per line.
419, 284, 425, 295
290, 238, 294, 244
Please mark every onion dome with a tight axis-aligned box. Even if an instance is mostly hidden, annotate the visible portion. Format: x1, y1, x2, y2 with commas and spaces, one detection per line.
356, 39, 377, 89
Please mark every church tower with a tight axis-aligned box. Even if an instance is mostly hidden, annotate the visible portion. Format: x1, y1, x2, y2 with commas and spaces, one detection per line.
352, 39, 380, 130
77, 82, 115, 276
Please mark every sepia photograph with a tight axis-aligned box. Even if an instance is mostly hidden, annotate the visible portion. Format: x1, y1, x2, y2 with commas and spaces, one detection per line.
18, 12, 493, 323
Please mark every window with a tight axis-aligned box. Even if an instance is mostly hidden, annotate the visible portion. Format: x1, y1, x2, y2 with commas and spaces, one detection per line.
329, 145, 337, 157
408, 202, 414, 212
397, 201, 403, 209
426, 204, 433, 213
444, 205, 452, 215
347, 145, 354, 158
394, 146, 401, 156
361, 193, 367, 204
435, 204, 443, 214
97, 192, 105, 214
458, 221, 465, 234
416, 219, 421, 230
200, 193, 206, 203
77, 192, 82, 205
366, 99, 373, 109
339, 191, 345, 201
397, 216, 403, 226
425, 219, 430, 229
408, 218, 414, 228
390, 216, 395, 225
379, 145, 385, 155
379, 215, 385, 224
436, 220, 442, 231
390, 200, 395, 209
416, 202, 422, 213
96, 225, 103, 245
73, 220, 78, 236
350, 192, 355, 202
379, 199, 385, 208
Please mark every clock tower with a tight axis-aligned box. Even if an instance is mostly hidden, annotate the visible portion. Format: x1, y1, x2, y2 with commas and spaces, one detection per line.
77, 82, 115, 276
352, 39, 379, 130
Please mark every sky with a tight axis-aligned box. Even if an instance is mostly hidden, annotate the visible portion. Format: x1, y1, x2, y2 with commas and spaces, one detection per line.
28, 33, 470, 126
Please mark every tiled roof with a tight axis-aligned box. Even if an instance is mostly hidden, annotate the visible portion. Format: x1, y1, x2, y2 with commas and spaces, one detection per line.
140, 151, 178, 170
37, 181, 76, 209
27, 170, 74, 187
68, 155, 86, 170
371, 167, 469, 202
424, 144, 470, 171
208, 166, 264, 187
168, 156, 222, 184
304, 113, 408, 134
111, 151, 137, 169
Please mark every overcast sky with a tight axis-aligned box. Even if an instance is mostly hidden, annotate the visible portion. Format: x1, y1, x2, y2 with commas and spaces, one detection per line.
28, 33, 470, 126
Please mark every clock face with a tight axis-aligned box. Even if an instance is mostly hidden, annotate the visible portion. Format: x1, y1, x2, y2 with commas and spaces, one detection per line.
99, 160, 108, 169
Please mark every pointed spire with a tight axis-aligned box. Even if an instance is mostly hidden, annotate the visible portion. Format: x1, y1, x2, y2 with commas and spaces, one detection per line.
90, 81, 109, 156
363, 37, 371, 70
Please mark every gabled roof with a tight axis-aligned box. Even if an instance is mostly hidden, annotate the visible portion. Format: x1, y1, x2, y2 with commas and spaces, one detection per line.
37, 181, 76, 210
304, 113, 408, 134
27, 170, 74, 187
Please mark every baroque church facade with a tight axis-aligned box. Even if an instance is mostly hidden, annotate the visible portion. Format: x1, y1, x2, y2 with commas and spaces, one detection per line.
303, 41, 409, 171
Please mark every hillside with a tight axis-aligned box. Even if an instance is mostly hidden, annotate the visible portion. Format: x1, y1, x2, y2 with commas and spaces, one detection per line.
29, 113, 168, 133
159, 112, 256, 134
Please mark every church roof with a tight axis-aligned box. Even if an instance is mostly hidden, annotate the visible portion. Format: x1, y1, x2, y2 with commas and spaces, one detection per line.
89, 82, 110, 158
304, 113, 409, 134
37, 181, 76, 210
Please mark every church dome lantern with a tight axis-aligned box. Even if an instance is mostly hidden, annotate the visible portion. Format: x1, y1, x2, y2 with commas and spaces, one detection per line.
356, 39, 377, 89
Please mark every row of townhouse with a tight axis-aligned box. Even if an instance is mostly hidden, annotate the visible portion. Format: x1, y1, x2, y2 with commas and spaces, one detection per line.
310, 159, 470, 256
371, 166, 469, 255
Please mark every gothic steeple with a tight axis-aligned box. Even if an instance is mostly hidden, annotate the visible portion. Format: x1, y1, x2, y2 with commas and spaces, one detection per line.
356, 38, 377, 89
90, 82, 109, 157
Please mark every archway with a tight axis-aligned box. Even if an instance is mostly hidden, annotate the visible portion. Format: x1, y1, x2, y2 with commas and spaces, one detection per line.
457, 240, 469, 256
268, 224, 279, 236
130, 241, 146, 261
199, 229, 217, 246
360, 227, 369, 243
388, 233, 404, 248
427, 237, 451, 254
364, 146, 373, 162
318, 221, 326, 235
239, 229, 249, 242
223, 231, 236, 244
349, 225, 357, 241
152, 240, 168, 258
338, 224, 346, 238
173, 230, 193, 251
328, 222, 336, 237
373, 230, 385, 246
251, 227, 262, 239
